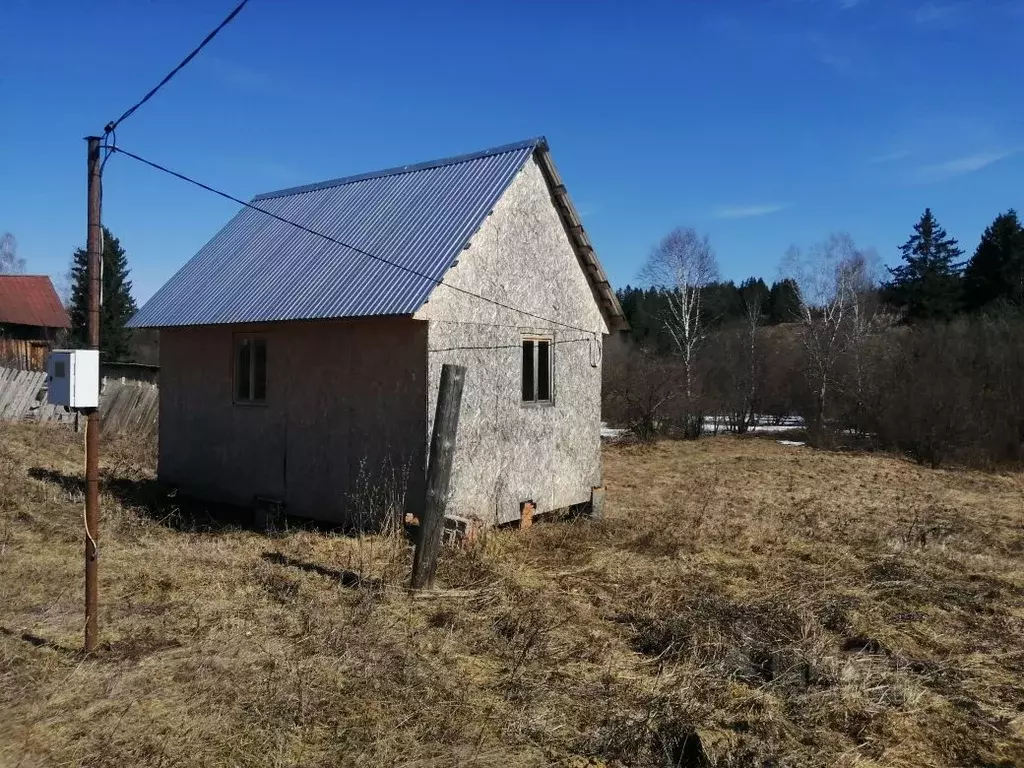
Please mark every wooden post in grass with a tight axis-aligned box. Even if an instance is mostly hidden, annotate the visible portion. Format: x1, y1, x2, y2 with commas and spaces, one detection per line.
84, 136, 103, 654
411, 363, 466, 591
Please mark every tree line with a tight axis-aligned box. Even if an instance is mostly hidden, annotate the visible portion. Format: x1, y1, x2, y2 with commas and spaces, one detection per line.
617, 277, 800, 354
885, 207, 1024, 320
605, 207, 1024, 467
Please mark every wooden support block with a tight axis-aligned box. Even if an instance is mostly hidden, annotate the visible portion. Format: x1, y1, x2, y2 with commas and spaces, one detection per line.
590, 487, 606, 520
441, 516, 480, 547
254, 497, 285, 532
461, 517, 480, 547
520, 500, 535, 529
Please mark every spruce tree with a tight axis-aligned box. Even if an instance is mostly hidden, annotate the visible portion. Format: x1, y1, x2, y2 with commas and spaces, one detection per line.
767, 278, 800, 323
739, 277, 770, 317
963, 209, 1024, 312
884, 208, 964, 322
701, 280, 744, 326
69, 226, 138, 361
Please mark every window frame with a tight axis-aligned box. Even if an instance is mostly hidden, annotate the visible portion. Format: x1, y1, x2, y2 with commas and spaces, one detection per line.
521, 333, 554, 407
233, 333, 268, 406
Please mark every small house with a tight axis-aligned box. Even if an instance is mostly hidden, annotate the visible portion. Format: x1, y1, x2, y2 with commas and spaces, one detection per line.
0, 275, 70, 370
129, 138, 626, 528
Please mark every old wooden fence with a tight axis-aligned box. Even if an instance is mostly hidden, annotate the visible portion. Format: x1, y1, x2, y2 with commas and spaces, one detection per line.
0, 365, 158, 437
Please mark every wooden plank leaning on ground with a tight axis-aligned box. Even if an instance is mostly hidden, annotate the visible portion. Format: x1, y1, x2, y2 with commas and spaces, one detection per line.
0, 368, 17, 415
0, 370, 30, 419
9, 371, 45, 421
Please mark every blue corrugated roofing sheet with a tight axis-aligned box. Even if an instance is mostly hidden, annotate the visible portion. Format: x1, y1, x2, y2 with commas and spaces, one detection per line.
128, 138, 543, 328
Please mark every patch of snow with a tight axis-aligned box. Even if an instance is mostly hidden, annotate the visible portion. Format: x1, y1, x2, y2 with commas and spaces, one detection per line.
598, 416, 804, 440
777, 440, 806, 447
748, 424, 802, 433
702, 415, 805, 435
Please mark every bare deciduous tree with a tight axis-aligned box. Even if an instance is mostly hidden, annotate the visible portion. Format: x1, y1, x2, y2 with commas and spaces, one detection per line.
0, 233, 24, 274
739, 283, 763, 432
782, 232, 873, 442
843, 247, 896, 434
604, 344, 683, 441
640, 227, 719, 403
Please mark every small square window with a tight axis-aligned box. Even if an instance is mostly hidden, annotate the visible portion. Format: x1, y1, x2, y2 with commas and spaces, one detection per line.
521, 336, 553, 405
235, 336, 267, 404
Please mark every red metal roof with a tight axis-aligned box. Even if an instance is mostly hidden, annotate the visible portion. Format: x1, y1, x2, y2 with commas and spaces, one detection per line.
0, 275, 71, 329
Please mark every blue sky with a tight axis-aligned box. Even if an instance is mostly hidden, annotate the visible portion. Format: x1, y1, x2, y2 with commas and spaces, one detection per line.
2, 0, 1022, 303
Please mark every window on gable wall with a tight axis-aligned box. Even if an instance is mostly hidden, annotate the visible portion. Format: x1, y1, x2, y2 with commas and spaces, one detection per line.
521, 335, 552, 405
235, 336, 267, 404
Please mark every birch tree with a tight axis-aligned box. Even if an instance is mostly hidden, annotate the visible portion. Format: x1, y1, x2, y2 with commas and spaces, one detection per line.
845, 247, 896, 434
739, 280, 763, 431
782, 232, 870, 442
640, 227, 719, 402
0, 233, 23, 274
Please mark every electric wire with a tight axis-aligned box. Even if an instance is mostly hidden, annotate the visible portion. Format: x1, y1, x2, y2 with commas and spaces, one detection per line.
94, 0, 607, 340
104, 0, 251, 134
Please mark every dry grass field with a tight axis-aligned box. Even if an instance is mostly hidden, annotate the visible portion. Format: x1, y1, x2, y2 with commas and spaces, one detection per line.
1, 423, 1022, 767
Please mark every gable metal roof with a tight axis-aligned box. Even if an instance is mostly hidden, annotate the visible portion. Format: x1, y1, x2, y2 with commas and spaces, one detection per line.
0, 275, 70, 329
129, 137, 627, 331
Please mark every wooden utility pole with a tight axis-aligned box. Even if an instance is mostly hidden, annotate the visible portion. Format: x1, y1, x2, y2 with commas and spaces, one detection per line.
84, 136, 102, 654
411, 363, 466, 591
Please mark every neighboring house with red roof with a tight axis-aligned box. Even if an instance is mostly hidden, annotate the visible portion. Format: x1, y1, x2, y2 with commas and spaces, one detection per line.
0, 275, 71, 369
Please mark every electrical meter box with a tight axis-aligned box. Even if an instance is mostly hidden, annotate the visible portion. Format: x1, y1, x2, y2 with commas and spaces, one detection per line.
46, 350, 100, 409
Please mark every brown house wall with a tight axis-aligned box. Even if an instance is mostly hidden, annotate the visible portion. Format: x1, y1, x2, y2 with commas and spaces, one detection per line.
159, 317, 427, 524
0, 325, 62, 371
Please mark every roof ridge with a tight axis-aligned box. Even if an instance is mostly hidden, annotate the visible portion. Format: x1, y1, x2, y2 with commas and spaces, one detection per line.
252, 136, 546, 201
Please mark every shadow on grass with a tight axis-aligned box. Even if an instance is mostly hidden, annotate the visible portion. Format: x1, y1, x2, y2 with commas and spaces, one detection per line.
27, 466, 414, 542
0, 626, 186, 663
26, 466, 329, 535
0, 626, 80, 658
260, 551, 382, 591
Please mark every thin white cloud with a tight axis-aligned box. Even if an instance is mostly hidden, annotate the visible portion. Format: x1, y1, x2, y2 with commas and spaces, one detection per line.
915, 150, 1018, 182
807, 33, 860, 76
915, 2, 961, 24
713, 203, 790, 219
871, 149, 912, 164
819, 52, 856, 75
202, 55, 278, 92
792, 0, 867, 8
787, 0, 867, 10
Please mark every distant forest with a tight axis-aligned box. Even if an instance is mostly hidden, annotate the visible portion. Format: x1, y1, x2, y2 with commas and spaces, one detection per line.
617, 277, 800, 353
618, 207, 1024, 348
605, 207, 1024, 468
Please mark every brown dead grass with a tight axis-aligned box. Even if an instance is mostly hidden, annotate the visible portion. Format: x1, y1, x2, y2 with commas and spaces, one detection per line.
0, 424, 1022, 767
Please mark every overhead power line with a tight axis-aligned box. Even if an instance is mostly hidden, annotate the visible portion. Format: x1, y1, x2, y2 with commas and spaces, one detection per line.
104, 0, 251, 134
110, 145, 601, 336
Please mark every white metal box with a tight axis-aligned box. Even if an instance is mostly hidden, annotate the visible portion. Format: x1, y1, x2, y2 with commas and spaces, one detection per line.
46, 350, 100, 409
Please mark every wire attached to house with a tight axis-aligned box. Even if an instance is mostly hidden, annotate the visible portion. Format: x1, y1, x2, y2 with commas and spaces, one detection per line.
428, 336, 593, 353
103, 0, 251, 134
109, 144, 603, 337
